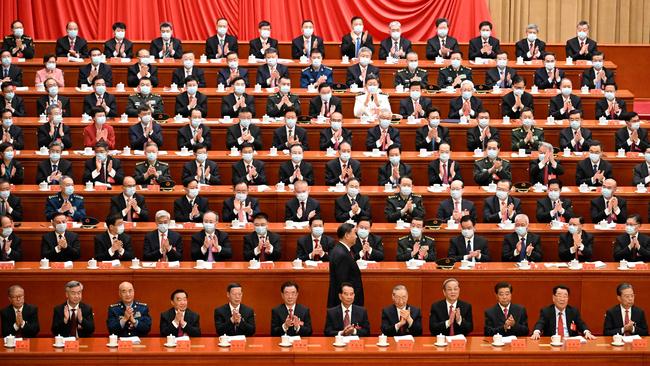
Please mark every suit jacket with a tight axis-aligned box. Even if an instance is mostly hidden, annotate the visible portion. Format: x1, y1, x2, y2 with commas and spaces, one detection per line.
231, 159, 267, 185
615, 127, 649, 152
328, 242, 364, 308
595, 98, 626, 120
174, 92, 208, 117
221, 196, 260, 223
428, 159, 462, 186
190, 229, 232, 261
319, 126, 351, 150
83, 92, 118, 117
127, 63, 159, 87
296, 234, 336, 261
93, 231, 134, 261
51, 302, 95, 337
36, 95, 71, 117
1, 303, 39, 337
324, 158, 362, 186
549, 94, 583, 120
529, 160, 565, 185
468, 36, 501, 59
221, 93, 256, 118
82, 156, 124, 184
448, 96, 484, 119
205, 34, 239, 59
437, 198, 477, 223
324, 304, 370, 336
613, 233, 650, 261
37, 123, 72, 149
558, 231, 594, 262
603, 305, 648, 336
284, 197, 321, 222
35, 158, 73, 184
559, 127, 593, 152
41, 231, 81, 261
340, 33, 374, 59
82, 121, 116, 149
150, 37, 183, 59
255, 64, 289, 88
173, 195, 209, 223
565, 37, 598, 60
448, 234, 490, 262
278, 160, 314, 185
534, 67, 565, 89
534, 304, 590, 336
380, 304, 422, 336
536, 197, 574, 223
366, 126, 401, 151
225, 123, 262, 150
177, 123, 211, 150
351, 234, 385, 261
243, 231, 282, 261
217, 67, 250, 87
77, 63, 113, 87
142, 230, 183, 261
292, 35, 325, 59
249, 37, 279, 58
473, 158, 512, 186
182, 159, 221, 185
109, 193, 149, 222
346, 64, 380, 87
271, 303, 312, 336
378, 37, 412, 59
171, 67, 206, 87
55, 36, 89, 57
0, 159, 23, 184
415, 125, 450, 151
214, 303, 255, 336
378, 162, 412, 186
591, 195, 627, 224
3, 95, 25, 117
160, 307, 201, 337
0, 232, 21, 260
399, 97, 433, 118
128, 122, 163, 150
0, 65, 23, 86
425, 36, 460, 59
103, 38, 134, 58
515, 38, 547, 61
335, 194, 371, 223
581, 67, 615, 90
501, 91, 534, 119
484, 303, 529, 336
310, 95, 343, 119
633, 162, 650, 186
467, 126, 500, 151
576, 158, 613, 186
429, 299, 473, 335
485, 67, 518, 88
271, 125, 309, 150
501, 232, 543, 262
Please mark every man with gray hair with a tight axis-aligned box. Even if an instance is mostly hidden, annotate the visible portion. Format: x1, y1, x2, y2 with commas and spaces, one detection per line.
37, 104, 71, 148
379, 21, 412, 60
51, 280, 95, 338
346, 46, 379, 88
143, 210, 182, 261
515, 24, 546, 61
502, 214, 543, 262
1, 284, 39, 337
381, 284, 422, 336
448, 79, 484, 119
604, 283, 649, 336
529, 142, 564, 185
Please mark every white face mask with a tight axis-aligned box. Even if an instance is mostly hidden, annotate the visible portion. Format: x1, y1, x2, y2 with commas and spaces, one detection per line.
234, 84, 245, 94
311, 58, 322, 68
161, 32, 172, 41
478, 118, 489, 128
450, 59, 461, 69
429, 118, 440, 128
359, 57, 370, 67
183, 59, 194, 69
577, 31, 588, 40
439, 152, 450, 162
527, 33, 537, 42
266, 57, 278, 67
303, 28, 314, 38
228, 60, 239, 69
545, 61, 555, 70
188, 188, 199, 198
217, 26, 228, 36
279, 84, 291, 94
367, 84, 378, 94
260, 29, 271, 38
593, 61, 603, 70
561, 87, 572, 96
410, 90, 421, 100
391, 31, 401, 40
604, 91, 615, 101
353, 25, 363, 34
408, 61, 418, 70
481, 30, 491, 38
115, 31, 125, 40
437, 28, 448, 37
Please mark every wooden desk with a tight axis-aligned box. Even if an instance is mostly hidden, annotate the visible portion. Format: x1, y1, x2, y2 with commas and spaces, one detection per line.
2, 262, 650, 340
13, 86, 633, 121
0, 337, 644, 366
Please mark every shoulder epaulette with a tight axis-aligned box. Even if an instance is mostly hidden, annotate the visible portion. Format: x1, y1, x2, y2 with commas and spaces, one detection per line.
158, 161, 169, 166
398, 235, 408, 240
48, 194, 59, 199
135, 161, 146, 165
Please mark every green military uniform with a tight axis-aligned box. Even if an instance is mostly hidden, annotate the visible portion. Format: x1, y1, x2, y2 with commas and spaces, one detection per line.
384, 193, 426, 223
396, 234, 436, 262
394, 67, 429, 88
473, 157, 512, 186
133, 160, 171, 185
511, 127, 544, 151
2, 35, 34, 58
265, 92, 302, 118
437, 65, 473, 88
125, 93, 164, 117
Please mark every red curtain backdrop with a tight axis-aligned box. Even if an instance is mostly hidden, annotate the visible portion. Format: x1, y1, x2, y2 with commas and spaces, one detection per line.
1, 0, 491, 42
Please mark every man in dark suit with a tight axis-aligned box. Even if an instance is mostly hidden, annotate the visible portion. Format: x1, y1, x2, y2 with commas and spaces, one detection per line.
448, 215, 490, 262
534, 53, 565, 90
502, 76, 534, 119
346, 56, 381, 89
531, 285, 596, 339
1, 285, 39, 337
0, 179, 23, 222
225, 109, 262, 150
37, 80, 72, 118
366, 122, 401, 152
565, 21, 598, 61
340, 17, 374, 59
0, 110, 24, 150
429, 278, 473, 335
271, 281, 313, 336
231, 143, 267, 185
249, 21, 278, 59
94, 213, 134, 261
221, 182, 260, 223
103, 22, 133, 58
171, 53, 206, 87
548, 79, 582, 120
41, 213, 81, 261
279, 144, 314, 185
381, 285, 422, 336
296, 217, 336, 261
149, 22, 183, 59
182, 144, 220, 185
558, 216, 594, 262
37, 106, 71, 148
218, 52, 249, 87
437, 180, 477, 223
55, 22, 88, 58
400, 83, 433, 119
83, 77, 118, 117
160, 289, 201, 337
485, 51, 518, 88
448, 81, 484, 119
596, 83, 626, 119
501, 214, 543, 262
379, 22, 412, 60
334, 178, 371, 223
0, 52, 23, 86
173, 179, 209, 223
324, 142, 361, 186
616, 112, 649, 152
536, 179, 574, 223
352, 217, 384, 261
128, 107, 163, 149
272, 109, 308, 149
581, 52, 615, 90
591, 179, 627, 224
205, 18, 239, 59
175, 79, 208, 118
311, 85, 342, 119
127, 49, 159, 87
0, 214, 21, 260
515, 25, 546, 61
328, 224, 364, 308
429, 143, 462, 186
467, 110, 500, 151
559, 110, 593, 152
483, 180, 521, 223
415, 108, 450, 151
1, 84, 25, 117
143, 210, 183, 261
292, 20, 325, 59
77, 48, 113, 87
222, 79, 256, 118
604, 283, 649, 336
324, 283, 370, 336
530, 143, 564, 186
51, 281, 95, 338
284, 180, 321, 222
484, 282, 529, 336
633, 147, 650, 186
425, 18, 460, 59
191, 211, 232, 261
319, 112, 350, 151
243, 212, 281, 261
256, 49, 289, 88
468, 21, 501, 60
82, 142, 124, 185
396, 217, 436, 262
214, 283, 255, 336
378, 145, 411, 186
110, 176, 149, 222
35, 142, 72, 184
177, 111, 211, 150
576, 141, 612, 186
614, 214, 650, 261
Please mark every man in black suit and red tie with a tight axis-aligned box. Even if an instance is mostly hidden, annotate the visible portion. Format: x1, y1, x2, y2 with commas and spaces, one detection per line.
213, 283, 255, 336
448, 215, 489, 262
380, 284, 422, 336
205, 18, 239, 59
243, 212, 281, 261
558, 216, 594, 262
284, 180, 321, 222
334, 178, 372, 223
515, 24, 546, 61
425, 18, 460, 60
535, 178, 574, 223
160, 289, 201, 337
55, 22, 88, 58
77, 48, 113, 87
218, 52, 249, 87
51, 281, 95, 338
429, 278, 473, 336
613, 214, 650, 262
171, 53, 206, 87
190, 211, 232, 262
143, 210, 183, 262
249, 20, 278, 59
93, 213, 134, 261
0, 215, 21, 261
318, 112, 350, 150
484, 282, 529, 336
548, 79, 583, 120
603, 283, 648, 336
378, 21, 412, 60
1, 285, 39, 337
327, 223, 364, 308
531, 285, 596, 340
296, 217, 336, 261
311, 84, 342, 120
324, 283, 370, 336
565, 20, 598, 61
615, 111, 649, 152
270, 281, 313, 336
468, 21, 501, 60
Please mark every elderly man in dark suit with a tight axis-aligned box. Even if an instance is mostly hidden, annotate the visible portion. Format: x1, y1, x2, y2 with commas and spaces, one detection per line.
381, 284, 422, 336
1, 285, 39, 337
324, 283, 370, 336
159, 289, 201, 337
270, 281, 313, 336
484, 282, 529, 336
327, 224, 364, 308
531, 285, 596, 340
213, 283, 255, 336
51, 281, 95, 338
429, 278, 473, 335
603, 283, 649, 336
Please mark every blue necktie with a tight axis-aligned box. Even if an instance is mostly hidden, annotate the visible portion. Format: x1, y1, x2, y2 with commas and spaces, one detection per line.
355, 38, 361, 57
519, 238, 526, 261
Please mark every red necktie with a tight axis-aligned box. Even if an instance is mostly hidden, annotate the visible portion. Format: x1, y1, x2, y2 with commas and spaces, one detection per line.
543, 165, 549, 185
624, 309, 631, 335
207, 235, 216, 262
161, 233, 168, 262
177, 313, 184, 336
343, 309, 350, 327
441, 163, 448, 184
362, 240, 369, 260
313, 238, 321, 261
69, 38, 75, 51
69, 308, 78, 337
259, 236, 266, 261
557, 312, 565, 336
503, 307, 508, 319
324, 102, 330, 117
448, 305, 455, 336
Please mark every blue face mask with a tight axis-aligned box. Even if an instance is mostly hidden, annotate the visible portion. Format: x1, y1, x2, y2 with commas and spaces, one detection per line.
64, 185, 74, 196
515, 226, 527, 237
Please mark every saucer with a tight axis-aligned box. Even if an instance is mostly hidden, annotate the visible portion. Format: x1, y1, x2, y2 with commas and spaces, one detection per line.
618, 267, 629, 270
376, 342, 389, 347
292, 267, 303, 270
87, 266, 99, 270
458, 266, 472, 270
106, 343, 118, 348
434, 342, 448, 347
129, 266, 141, 269
611, 341, 625, 347
52, 343, 65, 348
278, 342, 293, 347
247, 266, 260, 270
164, 343, 177, 348
406, 266, 420, 270
39, 266, 51, 270
491, 342, 505, 347
218, 342, 231, 347
333, 342, 347, 347
550, 342, 563, 347
4, 344, 15, 348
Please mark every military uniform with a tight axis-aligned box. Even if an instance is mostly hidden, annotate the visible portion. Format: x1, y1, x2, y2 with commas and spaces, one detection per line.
133, 160, 171, 185
384, 193, 426, 223
511, 127, 544, 151
265, 92, 302, 118
394, 67, 429, 88
125, 93, 164, 117
2, 35, 35, 58
396, 234, 436, 261
107, 301, 152, 337
473, 157, 512, 186
300, 65, 333, 88
437, 65, 472, 88
44, 192, 86, 221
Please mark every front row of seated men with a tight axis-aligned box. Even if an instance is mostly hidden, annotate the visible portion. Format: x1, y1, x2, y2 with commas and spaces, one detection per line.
2, 279, 646, 339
